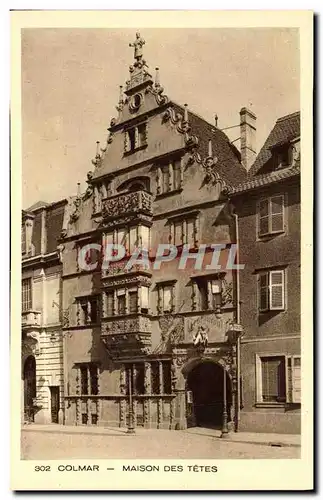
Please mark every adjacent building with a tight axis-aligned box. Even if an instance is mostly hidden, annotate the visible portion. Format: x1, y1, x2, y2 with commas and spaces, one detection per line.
21, 199, 67, 424
230, 111, 301, 433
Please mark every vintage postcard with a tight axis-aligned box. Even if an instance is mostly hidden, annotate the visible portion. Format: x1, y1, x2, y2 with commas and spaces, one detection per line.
11, 10, 313, 491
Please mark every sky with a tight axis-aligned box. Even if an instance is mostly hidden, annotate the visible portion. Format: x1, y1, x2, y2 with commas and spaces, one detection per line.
21, 28, 300, 209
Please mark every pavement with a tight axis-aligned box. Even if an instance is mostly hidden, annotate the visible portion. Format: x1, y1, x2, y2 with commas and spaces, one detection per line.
21, 423, 301, 460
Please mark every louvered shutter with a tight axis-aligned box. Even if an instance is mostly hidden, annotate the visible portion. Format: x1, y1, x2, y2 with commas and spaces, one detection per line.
270, 195, 284, 232
292, 357, 301, 403
259, 273, 269, 311
269, 270, 285, 310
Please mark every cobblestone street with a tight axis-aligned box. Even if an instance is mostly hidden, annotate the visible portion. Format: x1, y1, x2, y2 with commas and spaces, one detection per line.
21, 426, 300, 460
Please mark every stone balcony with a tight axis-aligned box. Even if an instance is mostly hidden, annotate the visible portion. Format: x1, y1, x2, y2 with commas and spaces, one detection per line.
22, 310, 42, 330
101, 314, 152, 359
101, 190, 153, 222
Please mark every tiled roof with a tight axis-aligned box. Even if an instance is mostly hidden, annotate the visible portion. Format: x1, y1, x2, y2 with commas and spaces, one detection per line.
248, 111, 300, 177
172, 102, 247, 187
231, 159, 300, 195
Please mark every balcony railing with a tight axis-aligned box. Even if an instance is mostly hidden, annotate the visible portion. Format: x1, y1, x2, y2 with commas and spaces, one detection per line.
22, 310, 41, 329
101, 190, 153, 220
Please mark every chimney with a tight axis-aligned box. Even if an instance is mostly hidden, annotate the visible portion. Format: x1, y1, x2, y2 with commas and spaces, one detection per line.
240, 107, 256, 171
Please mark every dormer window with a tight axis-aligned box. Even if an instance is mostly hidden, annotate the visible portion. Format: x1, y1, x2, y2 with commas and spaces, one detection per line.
274, 144, 293, 169
124, 122, 147, 154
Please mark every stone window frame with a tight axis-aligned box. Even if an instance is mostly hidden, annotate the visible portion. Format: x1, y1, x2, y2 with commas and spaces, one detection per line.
76, 295, 101, 326
190, 274, 223, 313
255, 353, 301, 406
156, 279, 177, 315
123, 121, 148, 155
156, 157, 184, 197
103, 224, 151, 255
167, 210, 200, 248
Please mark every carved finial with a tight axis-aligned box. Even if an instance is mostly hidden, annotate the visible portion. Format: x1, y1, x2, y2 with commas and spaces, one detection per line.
129, 32, 145, 63
96, 141, 100, 159
155, 67, 160, 87
215, 114, 218, 128
183, 103, 188, 124
208, 139, 213, 158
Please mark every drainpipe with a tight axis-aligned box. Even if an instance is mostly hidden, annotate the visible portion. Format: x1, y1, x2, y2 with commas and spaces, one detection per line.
233, 212, 241, 432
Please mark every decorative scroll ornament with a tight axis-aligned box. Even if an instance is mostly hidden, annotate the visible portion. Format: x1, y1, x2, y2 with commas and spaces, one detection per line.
146, 84, 169, 106
186, 143, 231, 191
153, 315, 185, 354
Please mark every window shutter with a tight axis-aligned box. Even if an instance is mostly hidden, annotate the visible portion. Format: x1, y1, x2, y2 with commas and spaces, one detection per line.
261, 356, 286, 402
259, 273, 269, 311
259, 199, 269, 235
269, 270, 285, 310
271, 195, 284, 232
292, 356, 301, 403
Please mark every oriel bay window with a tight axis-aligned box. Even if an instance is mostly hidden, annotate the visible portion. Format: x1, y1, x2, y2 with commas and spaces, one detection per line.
103, 225, 150, 255
103, 286, 150, 316
256, 355, 301, 404
259, 269, 285, 312
258, 195, 285, 237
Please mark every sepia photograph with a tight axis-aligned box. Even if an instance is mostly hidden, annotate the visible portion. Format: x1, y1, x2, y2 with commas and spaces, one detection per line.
11, 9, 313, 491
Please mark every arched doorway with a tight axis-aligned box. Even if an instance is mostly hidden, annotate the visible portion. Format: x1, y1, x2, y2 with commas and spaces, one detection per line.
186, 361, 231, 428
23, 355, 36, 423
